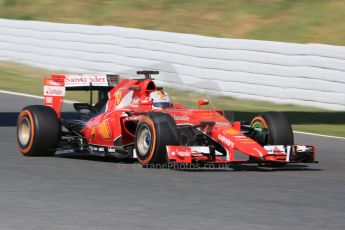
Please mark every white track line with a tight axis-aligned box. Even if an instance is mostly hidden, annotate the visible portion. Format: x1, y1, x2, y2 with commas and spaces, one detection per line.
294, 131, 345, 140
0, 89, 76, 104
1, 89, 344, 140
0, 89, 44, 100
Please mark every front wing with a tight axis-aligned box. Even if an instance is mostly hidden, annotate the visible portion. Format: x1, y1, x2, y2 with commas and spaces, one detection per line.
166, 145, 316, 164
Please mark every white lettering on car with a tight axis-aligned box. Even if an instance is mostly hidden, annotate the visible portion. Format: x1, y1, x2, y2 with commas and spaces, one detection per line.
176, 151, 191, 157
108, 147, 116, 153
44, 86, 65, 96
173, 115, 190, 121
65, 75, 108, 87
217, 134, 234, 148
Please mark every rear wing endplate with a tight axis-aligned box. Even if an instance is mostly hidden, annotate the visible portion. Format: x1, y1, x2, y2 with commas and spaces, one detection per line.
43, 74, 119, 117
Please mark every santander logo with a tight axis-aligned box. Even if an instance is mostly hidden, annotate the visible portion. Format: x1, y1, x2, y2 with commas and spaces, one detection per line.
65, 75, 88, 83
65, 75, 107, 86
90, 76, 107, 83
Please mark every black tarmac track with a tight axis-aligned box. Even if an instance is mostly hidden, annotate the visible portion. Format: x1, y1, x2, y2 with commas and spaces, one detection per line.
0, 92, 344, 230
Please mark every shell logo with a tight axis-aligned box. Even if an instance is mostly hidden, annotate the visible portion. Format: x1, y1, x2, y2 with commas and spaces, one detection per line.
98, 120, 112, 140
223, 129, 240, 135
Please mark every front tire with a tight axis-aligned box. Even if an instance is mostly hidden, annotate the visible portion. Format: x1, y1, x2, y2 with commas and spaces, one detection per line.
17, 105, 60, 156
135, 112, 179, 166
250, 112, 293, 167
251, 111, 294, 146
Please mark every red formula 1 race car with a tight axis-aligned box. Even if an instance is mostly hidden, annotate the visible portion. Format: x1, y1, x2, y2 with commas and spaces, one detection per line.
17, 71, 316, 168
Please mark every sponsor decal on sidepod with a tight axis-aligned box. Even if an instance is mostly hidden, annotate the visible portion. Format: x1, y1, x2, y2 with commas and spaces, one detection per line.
217, 134, 234, 148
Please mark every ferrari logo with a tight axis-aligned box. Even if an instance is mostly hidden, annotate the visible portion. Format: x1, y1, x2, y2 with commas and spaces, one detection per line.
115, 91, 122, 105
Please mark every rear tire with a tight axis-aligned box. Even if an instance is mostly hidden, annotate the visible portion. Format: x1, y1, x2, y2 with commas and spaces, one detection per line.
17, 105, 60, 156
135, 112, 179, 166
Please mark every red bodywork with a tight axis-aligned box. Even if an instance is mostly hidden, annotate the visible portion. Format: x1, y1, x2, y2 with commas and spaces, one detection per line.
43, 74, 316, 164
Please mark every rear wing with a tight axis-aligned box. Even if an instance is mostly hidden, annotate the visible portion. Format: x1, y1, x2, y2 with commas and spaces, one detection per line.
44, 74, 119, 117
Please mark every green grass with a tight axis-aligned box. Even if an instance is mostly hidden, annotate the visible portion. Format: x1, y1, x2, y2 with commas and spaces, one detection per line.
0, 62, 96, 102
0, 0, 345, 45
1, 61, 344, 137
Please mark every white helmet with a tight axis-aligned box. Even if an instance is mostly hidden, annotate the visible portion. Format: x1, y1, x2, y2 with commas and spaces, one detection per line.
149, 90, 172, 109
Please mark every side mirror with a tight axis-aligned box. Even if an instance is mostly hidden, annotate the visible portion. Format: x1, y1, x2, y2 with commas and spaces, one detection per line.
198, 99, 209, 109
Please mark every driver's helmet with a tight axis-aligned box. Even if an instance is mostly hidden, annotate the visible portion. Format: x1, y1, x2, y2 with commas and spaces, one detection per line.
149, 89, 172, 109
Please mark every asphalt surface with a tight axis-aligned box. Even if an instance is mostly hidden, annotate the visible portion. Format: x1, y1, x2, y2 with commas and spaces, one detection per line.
0, 92, 344, 230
